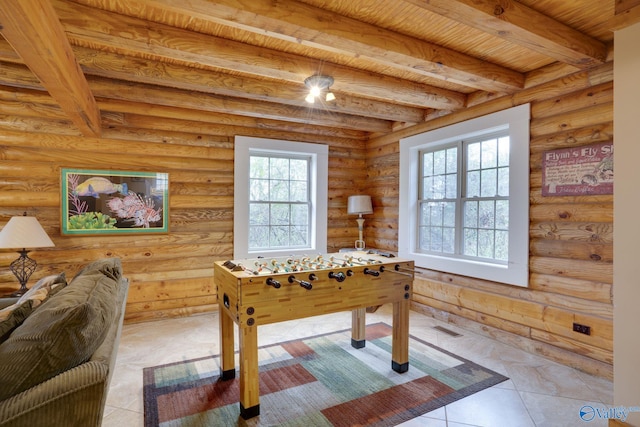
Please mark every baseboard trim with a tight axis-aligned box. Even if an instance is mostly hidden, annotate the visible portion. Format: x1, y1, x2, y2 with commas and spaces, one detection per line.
410, 300, 613, 380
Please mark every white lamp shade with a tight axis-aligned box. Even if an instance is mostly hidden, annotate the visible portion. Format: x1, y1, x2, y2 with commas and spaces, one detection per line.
0, 216, 55, 249
347, 195, 373, 215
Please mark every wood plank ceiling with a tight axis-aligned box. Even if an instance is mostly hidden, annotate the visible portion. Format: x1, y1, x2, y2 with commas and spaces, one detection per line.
0, 0, 633, 142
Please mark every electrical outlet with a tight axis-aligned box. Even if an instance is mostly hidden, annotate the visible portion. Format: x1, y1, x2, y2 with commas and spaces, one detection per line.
573, 323, 591, 335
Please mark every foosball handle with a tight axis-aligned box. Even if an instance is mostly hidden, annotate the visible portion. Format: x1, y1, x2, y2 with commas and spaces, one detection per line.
363, 268, 380, 277
288, 275, 313, 290
328, 271, 346, 282
266, 278, 281, 288
299, 280, 312, 290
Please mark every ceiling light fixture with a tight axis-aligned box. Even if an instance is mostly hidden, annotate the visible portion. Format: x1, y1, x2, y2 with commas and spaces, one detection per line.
304, 74, 335, 104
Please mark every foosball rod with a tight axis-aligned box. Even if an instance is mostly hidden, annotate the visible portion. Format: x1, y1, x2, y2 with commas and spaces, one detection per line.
255, 261, 274, 272
383, 269, 414, 278
342, 256, 365, 265
328, 256, 346, 267
238, 264, 259, 275
378, 266, 414, 278
394, 265, 428, 275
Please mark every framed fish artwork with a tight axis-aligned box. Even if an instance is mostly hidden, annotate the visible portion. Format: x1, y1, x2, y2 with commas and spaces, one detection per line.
61, 168, 169, 235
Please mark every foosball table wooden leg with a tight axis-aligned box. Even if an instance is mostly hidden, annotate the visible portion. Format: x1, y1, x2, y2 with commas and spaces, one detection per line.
391, 299, 410, 373
239, 325, 260, 419
351, 308, 366, 348
218, 302, 235, 380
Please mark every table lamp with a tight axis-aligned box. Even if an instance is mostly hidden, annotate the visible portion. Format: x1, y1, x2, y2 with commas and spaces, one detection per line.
0, 213, 55, 297
347, 195, 373, 250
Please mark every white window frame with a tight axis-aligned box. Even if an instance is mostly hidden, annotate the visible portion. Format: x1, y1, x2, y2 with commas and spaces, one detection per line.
399, 104, 530, 287
234, 136, 328, 259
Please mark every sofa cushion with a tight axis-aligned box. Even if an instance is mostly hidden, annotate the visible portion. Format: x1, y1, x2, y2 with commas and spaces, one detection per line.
16, 272, 67, 306
71, 257, 122, 283
0, 266, 119, 401
0, 300, 34, 344
0, 273, 67, 343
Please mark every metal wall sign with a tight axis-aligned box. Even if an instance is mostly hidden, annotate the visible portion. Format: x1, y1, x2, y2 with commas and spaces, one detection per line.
542, 142, 613, 196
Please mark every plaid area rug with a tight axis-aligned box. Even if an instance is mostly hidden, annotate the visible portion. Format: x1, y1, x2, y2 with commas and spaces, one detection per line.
143, 323, 507, 426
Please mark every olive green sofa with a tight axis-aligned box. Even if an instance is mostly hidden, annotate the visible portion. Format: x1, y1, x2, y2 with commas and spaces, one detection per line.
0, 258, 129, 427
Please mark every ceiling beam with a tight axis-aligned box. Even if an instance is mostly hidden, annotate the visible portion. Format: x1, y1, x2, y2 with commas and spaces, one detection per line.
0, 0, 101, 137
403, 0, 608, 69
69, 0, 523, 93
0, 60, 402, 132
0, 61, 43, 90
70, 47, 427, 124
0, 84, 370, 141
55, 0, 465, 112
87, 77, 393, 133
98, 103, 370, 141
610, 0, 640, 30
616, 0, 640, 15
0, 39, 427, 123
0, 61, 394, 132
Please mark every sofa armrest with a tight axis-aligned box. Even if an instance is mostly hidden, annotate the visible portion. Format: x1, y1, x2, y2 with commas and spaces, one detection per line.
0, 361, 109, 427
0, 298, 19, 310
90, 278, 129, 388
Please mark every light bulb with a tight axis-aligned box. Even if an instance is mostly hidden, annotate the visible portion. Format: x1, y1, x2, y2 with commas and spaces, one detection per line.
310, 86, 321, 97
325, 92, 336, 101
305, 93, 315, 103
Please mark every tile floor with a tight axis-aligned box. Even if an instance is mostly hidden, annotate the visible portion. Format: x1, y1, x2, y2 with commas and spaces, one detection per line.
102, 305, 613, 427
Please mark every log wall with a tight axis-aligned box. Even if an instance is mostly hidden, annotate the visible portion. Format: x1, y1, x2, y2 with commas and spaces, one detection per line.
366, 62, 614, 378
0, 61, 614, 378
0, 98, 369, 323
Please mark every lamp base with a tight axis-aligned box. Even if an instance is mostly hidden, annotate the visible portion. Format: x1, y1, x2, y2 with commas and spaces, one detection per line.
8, 249, 36, 298
355, 217, 366, 250
8, 286, 29, 298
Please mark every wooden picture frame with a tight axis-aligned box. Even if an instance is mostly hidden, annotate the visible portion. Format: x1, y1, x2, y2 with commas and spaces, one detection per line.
61, 168, 169, 235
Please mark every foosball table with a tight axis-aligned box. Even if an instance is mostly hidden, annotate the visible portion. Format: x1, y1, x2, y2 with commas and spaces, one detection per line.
214, 251, 415, 419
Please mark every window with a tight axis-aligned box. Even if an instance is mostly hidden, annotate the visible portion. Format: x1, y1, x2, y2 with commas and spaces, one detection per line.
234, 136, 328, 259
419, 133, 510, 260
248, 154, 310, 250
399, 104, 530, 287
